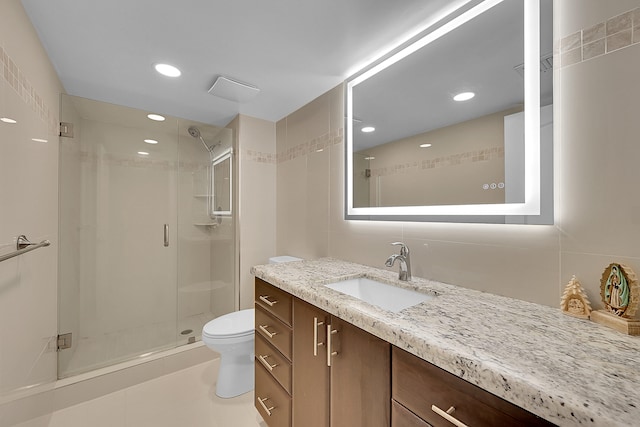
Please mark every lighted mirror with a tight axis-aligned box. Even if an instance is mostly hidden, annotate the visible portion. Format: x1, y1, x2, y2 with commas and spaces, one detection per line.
345, 0, 553, 223
211, 149, 233, 216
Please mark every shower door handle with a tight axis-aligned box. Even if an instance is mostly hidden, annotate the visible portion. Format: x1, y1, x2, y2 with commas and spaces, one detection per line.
163, 224, 169, 247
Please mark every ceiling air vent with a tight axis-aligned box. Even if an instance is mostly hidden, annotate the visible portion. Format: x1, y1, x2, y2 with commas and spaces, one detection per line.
208, 76, 260, 103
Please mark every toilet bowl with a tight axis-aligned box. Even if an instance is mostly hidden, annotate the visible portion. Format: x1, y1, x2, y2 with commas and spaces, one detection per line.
202, 308, 255, 398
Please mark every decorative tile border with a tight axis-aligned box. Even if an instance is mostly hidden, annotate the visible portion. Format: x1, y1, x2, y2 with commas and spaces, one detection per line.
0, 44, 57, 135
276, 127, 343, 164
367, 146, 504, 178
559, 7, 640, 68
74, 149, 207, 172
243, 149, 277, 164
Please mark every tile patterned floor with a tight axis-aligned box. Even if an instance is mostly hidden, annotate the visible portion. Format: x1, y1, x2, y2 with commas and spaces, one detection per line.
15, 360, 266, 427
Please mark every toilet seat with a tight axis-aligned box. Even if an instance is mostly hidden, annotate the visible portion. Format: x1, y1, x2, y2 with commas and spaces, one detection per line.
202, 308, 254, 339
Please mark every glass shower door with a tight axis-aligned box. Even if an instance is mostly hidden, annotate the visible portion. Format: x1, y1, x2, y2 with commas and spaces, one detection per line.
58, 95, 179, 377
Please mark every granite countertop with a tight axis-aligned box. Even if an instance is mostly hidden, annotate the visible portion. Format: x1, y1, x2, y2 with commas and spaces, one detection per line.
250, 258, 640, 427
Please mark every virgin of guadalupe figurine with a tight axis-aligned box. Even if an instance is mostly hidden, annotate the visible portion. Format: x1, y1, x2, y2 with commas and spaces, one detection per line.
599, 263, 638, 319
604, 264, 630, 316
592, 263, 640, 335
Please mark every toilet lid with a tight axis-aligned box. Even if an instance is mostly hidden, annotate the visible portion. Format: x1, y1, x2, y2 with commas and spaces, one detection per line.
202, 308, 255, 339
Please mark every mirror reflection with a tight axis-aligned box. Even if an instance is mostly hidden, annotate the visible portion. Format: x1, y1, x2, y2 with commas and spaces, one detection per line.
211, 150, 232, 216
347, 0, 553, 220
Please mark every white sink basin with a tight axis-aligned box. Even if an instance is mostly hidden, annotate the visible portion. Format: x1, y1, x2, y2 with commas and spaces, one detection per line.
325, 277, 434, 313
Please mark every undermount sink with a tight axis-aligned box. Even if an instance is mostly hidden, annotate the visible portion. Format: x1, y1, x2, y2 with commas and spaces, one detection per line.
325, 277, 434, 313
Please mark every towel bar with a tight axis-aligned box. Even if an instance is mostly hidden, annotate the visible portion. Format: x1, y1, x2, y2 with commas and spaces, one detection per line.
0, 235, 50, 263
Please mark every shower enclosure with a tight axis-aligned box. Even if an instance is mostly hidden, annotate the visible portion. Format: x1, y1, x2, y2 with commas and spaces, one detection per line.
58, 94, 236, 378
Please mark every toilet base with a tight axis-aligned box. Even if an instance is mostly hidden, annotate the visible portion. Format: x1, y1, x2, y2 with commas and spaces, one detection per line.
215, 351, 255, 398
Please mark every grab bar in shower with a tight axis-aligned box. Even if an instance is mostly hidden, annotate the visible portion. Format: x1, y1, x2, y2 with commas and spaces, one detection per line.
0, 235, 51, 263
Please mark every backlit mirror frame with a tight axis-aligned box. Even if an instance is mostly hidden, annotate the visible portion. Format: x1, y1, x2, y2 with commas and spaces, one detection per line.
345, 0, 543, 221
211, 148, 233, 216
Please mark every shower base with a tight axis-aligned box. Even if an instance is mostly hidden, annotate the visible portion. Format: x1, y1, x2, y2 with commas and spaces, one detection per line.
59, 312, 216, 379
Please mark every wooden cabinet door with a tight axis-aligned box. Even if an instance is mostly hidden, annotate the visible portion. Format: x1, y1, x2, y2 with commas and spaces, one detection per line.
292, 299, 330, 427
329, 317, 391, 427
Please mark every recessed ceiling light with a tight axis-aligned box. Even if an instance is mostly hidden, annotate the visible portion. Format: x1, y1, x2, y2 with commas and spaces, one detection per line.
364, 156, 375, 160
1, 117, 17, 124
154, 63, 181, 77
147, 114, 165, 121
453, 92, 475, 102
31, 138, 48, 143
316, 149, 324, 153
138, 151, 149, 156
419, 143, 432, 148
361, 126, 375, 133
144, 139, 158, 144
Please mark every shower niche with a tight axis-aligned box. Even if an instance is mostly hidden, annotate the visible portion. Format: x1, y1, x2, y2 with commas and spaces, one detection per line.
58, 94, 237, 378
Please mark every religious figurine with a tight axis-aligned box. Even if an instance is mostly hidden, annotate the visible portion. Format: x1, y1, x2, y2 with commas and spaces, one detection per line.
600, 263, 637, 318
604, 264, 630, 316
560, 275, 592, 319
591, 263, 640, 335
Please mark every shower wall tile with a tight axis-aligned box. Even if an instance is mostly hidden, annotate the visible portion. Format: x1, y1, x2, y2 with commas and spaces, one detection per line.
0, 0, 62, 407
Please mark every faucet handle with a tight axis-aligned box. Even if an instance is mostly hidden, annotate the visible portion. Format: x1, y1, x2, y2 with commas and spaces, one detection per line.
391, 242, 409, 256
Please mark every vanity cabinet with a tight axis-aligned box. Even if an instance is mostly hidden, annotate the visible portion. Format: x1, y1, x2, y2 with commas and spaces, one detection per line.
254, 278, 293, 427
391, 347, 554, 427
255, 277, 553, 427
255, 278, 390, 427
293, 298, 390, 427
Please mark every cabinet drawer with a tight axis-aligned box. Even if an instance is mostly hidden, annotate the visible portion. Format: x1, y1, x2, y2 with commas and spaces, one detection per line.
255, 278, 292, 326
392, 347, 553, 427
392, 400, 430, 427
255, 362, 292, 427
256, 333, 292, 394
256, 304, 292, 360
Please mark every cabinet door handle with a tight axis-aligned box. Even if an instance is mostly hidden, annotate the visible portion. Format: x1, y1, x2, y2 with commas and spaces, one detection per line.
258, 354, 278, 371
326, 324, 338, 367
163, 224, 169, 247
431, 405, 469, 427
258, 324, 277, 338
259, 295, 278, 307
257, 396, 275, 416
313, 317, 325, 356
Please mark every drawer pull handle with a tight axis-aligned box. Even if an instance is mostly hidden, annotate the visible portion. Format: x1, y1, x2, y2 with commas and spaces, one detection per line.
259, 295, 278, 307
259, 324, 278, 338
258, 354, 278, 371
313, 316, 325, 356
258, 396, 275, 416
431, 405, 469, 427
326, 324, 338, 367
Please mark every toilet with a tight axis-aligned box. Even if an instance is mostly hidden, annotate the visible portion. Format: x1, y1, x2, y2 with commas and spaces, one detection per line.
202, 255, 301, 398
202, 308, 255, 398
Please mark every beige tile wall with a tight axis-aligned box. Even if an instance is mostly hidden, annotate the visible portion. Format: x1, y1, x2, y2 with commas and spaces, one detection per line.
276, 1, 640, 314
0, 0, 63, 405
234, 115, 277, 310
559, 4, 640, 66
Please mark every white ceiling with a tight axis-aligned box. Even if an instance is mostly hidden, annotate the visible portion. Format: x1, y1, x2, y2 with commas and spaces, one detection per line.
20, 0, 470, 127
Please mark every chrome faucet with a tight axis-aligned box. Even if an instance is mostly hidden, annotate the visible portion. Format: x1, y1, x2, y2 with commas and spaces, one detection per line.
385, 242, 412, 281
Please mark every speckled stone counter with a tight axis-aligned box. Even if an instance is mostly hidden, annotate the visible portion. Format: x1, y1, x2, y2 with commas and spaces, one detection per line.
251, 258, 640, 427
